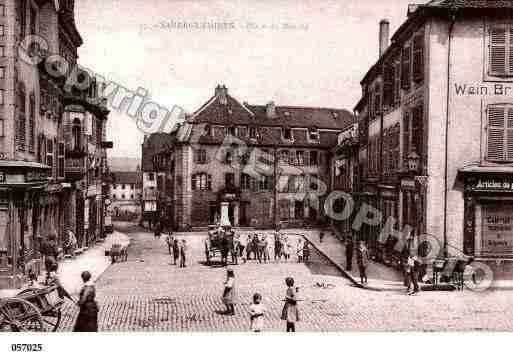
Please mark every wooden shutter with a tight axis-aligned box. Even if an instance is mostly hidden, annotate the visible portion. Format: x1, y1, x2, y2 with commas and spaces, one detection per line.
412, 34, 424, 82
374, 83, 381, 115
403, 110, 410, 166
383, 62, 394, 107
394, 62, 401, 104
487, 106, 505, 161
401, 46, 411, 90
507, 108, 513, 160
412, 105, 423, 157
490, 27, 507, 75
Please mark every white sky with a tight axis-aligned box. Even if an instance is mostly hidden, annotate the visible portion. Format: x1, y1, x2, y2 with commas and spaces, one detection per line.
75, 0, 415, 158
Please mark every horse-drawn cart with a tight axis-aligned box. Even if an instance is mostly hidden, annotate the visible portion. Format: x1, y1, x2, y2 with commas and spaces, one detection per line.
0, 284, 64, 332
205, 225, 238, 265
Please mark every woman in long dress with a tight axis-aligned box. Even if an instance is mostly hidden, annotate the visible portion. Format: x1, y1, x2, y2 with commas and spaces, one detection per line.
281, 277, 300, 332
73, 271, 99, 332
221, 269, 237, 315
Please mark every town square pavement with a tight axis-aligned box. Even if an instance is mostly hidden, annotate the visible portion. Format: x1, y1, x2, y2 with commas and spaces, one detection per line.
56, 223, 513, 331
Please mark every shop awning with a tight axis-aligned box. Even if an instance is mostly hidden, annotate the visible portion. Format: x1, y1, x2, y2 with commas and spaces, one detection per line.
459, 164, 513, 175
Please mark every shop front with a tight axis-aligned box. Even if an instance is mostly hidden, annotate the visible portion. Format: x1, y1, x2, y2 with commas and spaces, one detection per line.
462, 170, 513, 259
0, 161, 50, 289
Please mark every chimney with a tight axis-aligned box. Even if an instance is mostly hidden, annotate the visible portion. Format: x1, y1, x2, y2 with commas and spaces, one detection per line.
379, 19, 390, 58
215, 84, 228, 105
266, 101, 277, 119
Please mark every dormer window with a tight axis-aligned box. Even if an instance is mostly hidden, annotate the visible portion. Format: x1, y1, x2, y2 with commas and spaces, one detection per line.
308, 128, 320, 142
249, 127, 258, 139
282, 127, 293, 141
203, 124, 212, 137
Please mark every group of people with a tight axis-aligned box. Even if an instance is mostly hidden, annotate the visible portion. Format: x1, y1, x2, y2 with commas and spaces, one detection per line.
235, 231, 310, 264
343, 235, 370, 286
221, 269, 300, 332
344, 233, 422, 294
155, 228, 188, 268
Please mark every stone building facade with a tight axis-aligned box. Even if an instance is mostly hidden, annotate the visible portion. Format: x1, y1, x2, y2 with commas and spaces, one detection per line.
153, 85, 353, 230
354, 0, 513, 264
0, 0, 111, 289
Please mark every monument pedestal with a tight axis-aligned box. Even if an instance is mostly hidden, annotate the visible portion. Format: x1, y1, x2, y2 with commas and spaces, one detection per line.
220, 202, 231, 227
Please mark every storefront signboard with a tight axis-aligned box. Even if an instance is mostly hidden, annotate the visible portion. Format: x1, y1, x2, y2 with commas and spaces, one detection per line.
482, 204, 513, 255
400, 179, 416, 189
466, 176, 513, 191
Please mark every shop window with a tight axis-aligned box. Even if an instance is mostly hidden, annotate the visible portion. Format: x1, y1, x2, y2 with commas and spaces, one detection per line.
487, 105, 513, 161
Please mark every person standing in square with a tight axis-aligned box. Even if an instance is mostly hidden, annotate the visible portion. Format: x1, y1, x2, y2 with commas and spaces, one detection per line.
179, 239, 187, 268
281, 277, 300, 332
222, 269, 237, 315
249, 293, 265, 332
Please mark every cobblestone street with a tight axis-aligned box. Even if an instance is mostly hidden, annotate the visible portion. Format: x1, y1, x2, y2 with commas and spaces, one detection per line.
57, 224, 513, 331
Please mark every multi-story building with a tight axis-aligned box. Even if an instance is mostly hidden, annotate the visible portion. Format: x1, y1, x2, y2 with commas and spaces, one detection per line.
110, 171, 142, 216
0, 0, 111, 289
153, 85, 353, 230
141, 133, 173, 227
355, 0, 513, 264
330, 122, 359, 236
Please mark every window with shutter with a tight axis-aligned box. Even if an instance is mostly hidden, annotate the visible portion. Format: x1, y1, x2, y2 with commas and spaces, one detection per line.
383, 62, 395, 108
412, 34, 424, 82
412, 105, 423, 157
486, 105, 513, 161
401, 46, 411, 90
403, 110, 410, 166
374, 83, 381, 116
490, 27, 508, 76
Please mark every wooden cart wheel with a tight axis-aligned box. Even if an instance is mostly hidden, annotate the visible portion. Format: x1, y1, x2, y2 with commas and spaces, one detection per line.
0, 298, 44, 332
41, 308, 61, 332
17, 288, 62, 332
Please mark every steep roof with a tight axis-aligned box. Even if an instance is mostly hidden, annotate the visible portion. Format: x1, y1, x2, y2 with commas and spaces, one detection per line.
188, 86, 353, 130
189, 92, 254, 125
246, 105, 353, 130
141, 133, 175, 172
112, 171, 140, 186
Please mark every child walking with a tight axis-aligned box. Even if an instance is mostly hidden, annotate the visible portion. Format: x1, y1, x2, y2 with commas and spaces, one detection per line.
281, 277, 300, 332
249, 293, 265, 332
